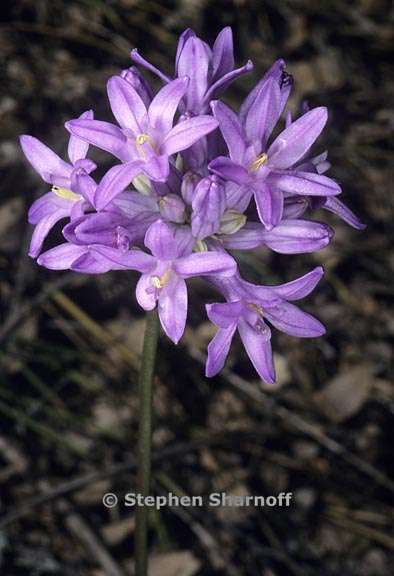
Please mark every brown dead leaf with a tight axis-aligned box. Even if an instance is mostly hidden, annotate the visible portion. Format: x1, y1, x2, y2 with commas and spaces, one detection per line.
102, 516, 135, 546
314, 365, 374, 422
149, 550, 201, 576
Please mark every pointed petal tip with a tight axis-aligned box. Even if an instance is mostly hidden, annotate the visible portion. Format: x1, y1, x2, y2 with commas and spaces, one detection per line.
28, 247, 39, 259
314, 265, 325, 277
210, 100, 221, 115
262, 373, 276, 385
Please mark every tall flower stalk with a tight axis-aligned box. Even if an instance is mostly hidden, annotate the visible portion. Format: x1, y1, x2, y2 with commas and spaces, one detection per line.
20, 27, 365, 574
135, 308, 159, 576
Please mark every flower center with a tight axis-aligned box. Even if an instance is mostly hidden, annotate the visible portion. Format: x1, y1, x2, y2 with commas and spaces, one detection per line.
150, 269, 172, 289
135, 133, 157, 158
249, 152, 268, 172
249, 303, 264, 317
51, 186, 81, 201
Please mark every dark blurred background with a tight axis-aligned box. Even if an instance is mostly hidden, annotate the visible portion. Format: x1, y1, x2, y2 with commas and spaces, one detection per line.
0, 1, 393, 574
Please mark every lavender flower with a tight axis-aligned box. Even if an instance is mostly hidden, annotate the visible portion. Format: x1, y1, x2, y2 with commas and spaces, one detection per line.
65, 77, 218, 187
91, 219, 236, 343
209, 93, 341, 229
20, 28, 365, 383
206, 268, 325, 382
130, 27, 253, 114
20, 110, 96, 257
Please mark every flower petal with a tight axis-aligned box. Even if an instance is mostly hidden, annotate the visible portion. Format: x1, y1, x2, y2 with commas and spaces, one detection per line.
173, 251, 236, 278
94, 161, 143, 210
20, 135, 72, 184
130, 48, 172, 84
107, 75, 147, 133
245, 77, 282, 149
136, 273, 157, 310
89, 245, 155, 271
65, 119, 128, 161
177, 37, 210, 113
269, 267, 324, 301
238, 319, 276, 384
206, 324, 237, 377
221, 222, 266, 250
71, 252, 113, 274
225, 182, 253, 212
203, 60, 253, 105
191, 176, 226, 239
28, 192, 70, 224
239, 59, 285, 123
148, 77, 188, 133
29, 209, 70, 258
70, 169, 96, 204
161, 115, 218, 155
158, 276, 188, 344
209, 156, 249, 185
270, 171, 341, 196
142, 154, 169, 182
265, 302, 326, 337
260, 219, 333, 254
211, 27, 234, 81
144, 219, 180, 259
282, 196, 309, 219
211, 100, 246, 161
320, 196, 366, 230
67, 110, 93, 164
268, 107, 328, 169
37, 243, 87, 270
206, 301, 243, 327
254, 182, 283, 229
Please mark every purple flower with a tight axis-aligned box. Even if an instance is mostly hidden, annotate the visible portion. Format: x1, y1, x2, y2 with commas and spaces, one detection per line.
219, 219, 334, 253
191, 175, 226, 239
120, 66, 153, 108
21, 27, 364, 378
206, 267, 325, 382
282, 149, 366, 229
90, 219, 236, 343
131, 27, 253, 115
65, 77, 218, 183
209, 70, 341, 229
20, 110, 96, 257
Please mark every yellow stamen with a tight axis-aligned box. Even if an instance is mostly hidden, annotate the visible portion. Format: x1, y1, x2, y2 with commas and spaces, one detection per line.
249, 152, 268, 172
51, 186, 81, 201
249, 303, 264, 317
151, 269, 172, 289
135, 133, 156, 158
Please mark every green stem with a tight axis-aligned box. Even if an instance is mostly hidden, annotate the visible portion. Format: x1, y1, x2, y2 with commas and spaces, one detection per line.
135, 308, 160, 576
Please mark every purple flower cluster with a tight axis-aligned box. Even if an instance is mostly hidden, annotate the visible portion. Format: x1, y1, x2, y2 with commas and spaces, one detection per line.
20, 28, 365, 383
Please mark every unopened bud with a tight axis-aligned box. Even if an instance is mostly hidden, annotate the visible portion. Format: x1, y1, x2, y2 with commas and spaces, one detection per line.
120, 67, 153, 107
159, 194, 186, 224
219, 210, 247, 235
132, 174, 151, 195
181, 171, 201, 205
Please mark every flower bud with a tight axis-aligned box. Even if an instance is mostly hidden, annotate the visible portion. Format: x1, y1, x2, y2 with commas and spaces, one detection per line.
191, 175, 226, 239
120, 66, 153, 107
219, 210, 247, 235
159, 194, 186, 224
132, 174, 152, 195
181, 171, 201, 205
